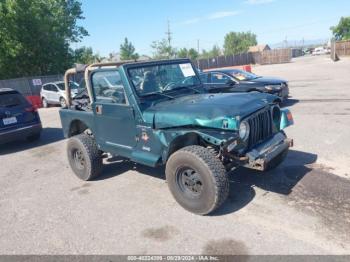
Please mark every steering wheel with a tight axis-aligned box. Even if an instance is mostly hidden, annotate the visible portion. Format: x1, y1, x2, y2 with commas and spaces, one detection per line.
181, 76, 194, 85
162, 82, 177, 91
134, 80, 142, 89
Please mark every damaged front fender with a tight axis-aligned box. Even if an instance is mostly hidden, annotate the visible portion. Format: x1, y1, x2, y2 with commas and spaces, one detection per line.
154, 128, 239, 163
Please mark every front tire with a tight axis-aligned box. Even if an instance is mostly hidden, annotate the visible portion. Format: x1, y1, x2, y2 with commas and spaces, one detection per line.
166, 145, 229, 215
67, 134, 103, 181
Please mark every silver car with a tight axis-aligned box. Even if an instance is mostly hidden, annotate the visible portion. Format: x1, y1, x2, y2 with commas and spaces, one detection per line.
40, 81, 80, 108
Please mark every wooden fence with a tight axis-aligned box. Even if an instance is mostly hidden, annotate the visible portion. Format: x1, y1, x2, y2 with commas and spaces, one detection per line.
253, 49, 292, 65
334, 40, 350, 56
195, 48, 292, 70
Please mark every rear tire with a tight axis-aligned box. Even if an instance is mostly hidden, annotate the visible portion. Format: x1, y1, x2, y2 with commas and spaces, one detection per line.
166, 145, 229, 215
60, 97, 67, 108
67, 134, 103, 181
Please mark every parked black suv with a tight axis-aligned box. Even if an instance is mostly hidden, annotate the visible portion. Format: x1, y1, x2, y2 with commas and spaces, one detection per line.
0, 88, 42, 144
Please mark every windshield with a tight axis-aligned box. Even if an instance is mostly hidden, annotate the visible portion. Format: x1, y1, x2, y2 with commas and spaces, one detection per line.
57, 82, 80, 91
227, 69, 259, 81
128, 62, 201, 97
0, 92, 28, 108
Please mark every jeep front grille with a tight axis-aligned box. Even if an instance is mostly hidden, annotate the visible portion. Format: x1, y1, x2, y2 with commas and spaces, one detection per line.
247, 108, 273, 149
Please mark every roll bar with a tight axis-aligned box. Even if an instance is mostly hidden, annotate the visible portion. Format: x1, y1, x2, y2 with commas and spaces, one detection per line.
64, 61, 133, 107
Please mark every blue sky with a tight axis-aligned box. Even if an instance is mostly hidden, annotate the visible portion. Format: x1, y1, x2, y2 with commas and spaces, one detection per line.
77, 0, 350, 56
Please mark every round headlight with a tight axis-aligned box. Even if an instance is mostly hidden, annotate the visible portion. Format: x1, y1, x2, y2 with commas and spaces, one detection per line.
239, 121, 250, 141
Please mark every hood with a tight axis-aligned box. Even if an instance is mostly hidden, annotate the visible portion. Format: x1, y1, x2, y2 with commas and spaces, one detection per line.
143, 92, 277, 129
242, 76, 286, 85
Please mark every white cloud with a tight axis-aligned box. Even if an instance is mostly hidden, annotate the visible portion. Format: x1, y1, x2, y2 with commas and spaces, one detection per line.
245, 0, 275, 5
208, 11, 240, 20
180, 10, 241, 25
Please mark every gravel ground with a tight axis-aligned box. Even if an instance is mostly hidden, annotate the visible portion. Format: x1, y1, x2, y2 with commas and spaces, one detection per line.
0, 55, 349, 255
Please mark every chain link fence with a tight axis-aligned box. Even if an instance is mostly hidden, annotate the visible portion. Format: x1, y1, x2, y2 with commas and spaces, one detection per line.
0, 75, 63, 96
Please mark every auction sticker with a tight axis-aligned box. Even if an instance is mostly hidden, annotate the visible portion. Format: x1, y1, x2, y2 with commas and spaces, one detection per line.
179, 63, 196, 77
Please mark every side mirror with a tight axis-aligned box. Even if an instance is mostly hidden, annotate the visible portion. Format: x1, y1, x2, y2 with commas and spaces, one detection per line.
225, 79, 236, 86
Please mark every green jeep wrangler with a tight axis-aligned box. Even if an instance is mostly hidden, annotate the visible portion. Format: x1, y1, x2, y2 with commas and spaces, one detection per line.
59, 59, 294, 215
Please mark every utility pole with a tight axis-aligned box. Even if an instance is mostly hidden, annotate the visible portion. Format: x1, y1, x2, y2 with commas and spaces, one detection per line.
165, 19, 173, 58
165, 19, 172, 47
197, 39, 200, 53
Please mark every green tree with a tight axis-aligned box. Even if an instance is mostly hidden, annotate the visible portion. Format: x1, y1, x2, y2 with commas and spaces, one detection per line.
120, 37, 139, 60
199, 49, 210, 59
0, 0, 88, 79
223, 31, 257, 55
177, 48, 199, 60
73, 46, 100, 64
199, 45, 221, 59
331, 17, 350, 41
209, 45, 221, 57
151, 39, 176, 59
187, 48, 199, 60
177, 48, 188, 58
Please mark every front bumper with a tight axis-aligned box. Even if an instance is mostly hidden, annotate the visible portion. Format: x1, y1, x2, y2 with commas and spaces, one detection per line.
278, 86, 289, 100
269, 86, 289, 100
0, 123, 42, 144
244, 132, 292, 171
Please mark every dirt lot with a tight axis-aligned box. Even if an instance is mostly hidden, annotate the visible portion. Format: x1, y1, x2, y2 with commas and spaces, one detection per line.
0, 55, 349, 255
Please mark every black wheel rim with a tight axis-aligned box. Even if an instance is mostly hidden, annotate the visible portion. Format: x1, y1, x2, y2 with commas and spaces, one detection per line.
176, 167, 203, 197
61, 99, 66, 107
72, 148, 85, 170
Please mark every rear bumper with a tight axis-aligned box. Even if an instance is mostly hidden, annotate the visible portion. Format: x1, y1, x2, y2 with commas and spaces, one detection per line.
244, 132, 292, 171
0, 123, 42, 144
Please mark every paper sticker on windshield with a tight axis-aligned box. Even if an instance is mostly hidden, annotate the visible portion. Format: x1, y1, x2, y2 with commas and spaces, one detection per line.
236, 75, 246, 81
179, 63, 196, 77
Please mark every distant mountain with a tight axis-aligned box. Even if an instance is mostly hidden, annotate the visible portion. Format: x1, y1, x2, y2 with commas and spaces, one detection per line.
269, 38, 330, 48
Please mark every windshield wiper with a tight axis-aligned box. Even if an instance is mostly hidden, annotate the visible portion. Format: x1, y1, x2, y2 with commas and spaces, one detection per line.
171, 85, 202, 94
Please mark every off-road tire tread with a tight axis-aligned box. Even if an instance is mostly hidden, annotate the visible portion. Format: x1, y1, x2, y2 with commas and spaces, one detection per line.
68, 134, 102, 180
167, 145, 229, 215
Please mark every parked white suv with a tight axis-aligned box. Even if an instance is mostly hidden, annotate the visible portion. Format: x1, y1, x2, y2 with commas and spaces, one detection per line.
312, 47, 330, 56
40, 81, 80, 108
